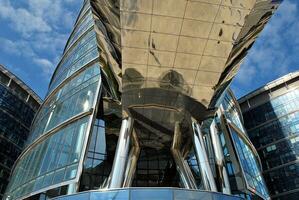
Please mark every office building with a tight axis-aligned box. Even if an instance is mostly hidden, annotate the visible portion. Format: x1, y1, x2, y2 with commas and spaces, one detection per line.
0, 65, 41, 199
4, 0, 282, 200
239, 71, 299, 200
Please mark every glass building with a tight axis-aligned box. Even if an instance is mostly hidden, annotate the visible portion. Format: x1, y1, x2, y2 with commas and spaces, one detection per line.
4, 0, 282, 200
206, 89, 269, 200
0, 65, 41, 199
239, 71, 299, 200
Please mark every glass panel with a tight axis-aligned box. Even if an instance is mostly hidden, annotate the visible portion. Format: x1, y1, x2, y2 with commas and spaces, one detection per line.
51, 189, 243, 200
65, 8, 94, 52
243, 89, 299, 129
52, 168, 66, 185
0, 84, 35, 127
6, 117, 90, 199
219, 91, 245, 132
90, 190, 129, 200
33, 176, 44, 191
9, 80, 29, 101
0, 70, 10, 85
173, 189, 212, 200
49, 29, 98, 93
230, 126, 269, 199
27, 64, 100, 145
64, 164, 78, 180
131, 189, 172, 200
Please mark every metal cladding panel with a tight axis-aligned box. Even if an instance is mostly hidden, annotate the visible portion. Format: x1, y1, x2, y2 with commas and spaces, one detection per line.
90, 0, 122, 101
120, 0, 282, 116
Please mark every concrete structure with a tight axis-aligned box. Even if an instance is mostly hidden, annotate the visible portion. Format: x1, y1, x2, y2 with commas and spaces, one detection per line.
0, 65, 41, 199
4, 0, 282, 200
239, 71, 299, 200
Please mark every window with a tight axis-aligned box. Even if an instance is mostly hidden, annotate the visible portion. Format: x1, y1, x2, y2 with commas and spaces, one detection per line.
266, 145, 277, 152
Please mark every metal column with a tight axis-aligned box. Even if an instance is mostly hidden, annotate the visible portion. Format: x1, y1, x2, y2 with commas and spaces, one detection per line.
210, 119, 231, 194
171, 122, 197, 189
123, 129, 140, 187
108, 117, 134, 188
192, 121, 218, 192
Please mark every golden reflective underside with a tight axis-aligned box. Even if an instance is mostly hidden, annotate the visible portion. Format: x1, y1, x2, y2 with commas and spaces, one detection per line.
120, 0, 280, 117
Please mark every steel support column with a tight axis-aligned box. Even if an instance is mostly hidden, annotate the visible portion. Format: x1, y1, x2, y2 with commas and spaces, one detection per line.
171, 122, 197, 189
192, 120, 217, 192
108, 117, 134, 188
123, 129, 140, 187
210, 119, 231, 194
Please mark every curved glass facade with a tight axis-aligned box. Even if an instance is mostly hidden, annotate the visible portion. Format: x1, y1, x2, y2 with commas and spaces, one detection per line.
27, 64, 101, 145
209, 90, 269, 199
4, 1, 102, 199
0, 65, 41, 199
5, 0, 281, 200
6, 117, 89, 199
239, 73, 299, 200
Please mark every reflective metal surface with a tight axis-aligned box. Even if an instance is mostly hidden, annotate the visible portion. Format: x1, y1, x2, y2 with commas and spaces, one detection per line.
210, 119, 231, 195
171, 122, 197, 189
192, 121, 217, 192
90, 0, 122, 102
4, 0, 282, 200
108, 117, 134, 188
123, 129, 140, 187
121, 0, 281, 112
119, 1, 281, 195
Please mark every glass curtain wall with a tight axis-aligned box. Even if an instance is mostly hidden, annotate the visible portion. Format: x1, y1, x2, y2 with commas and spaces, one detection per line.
242, 88, 299, 199
0, 67, 41, 199
211, 90, 269, 200
4, 1, 103, 200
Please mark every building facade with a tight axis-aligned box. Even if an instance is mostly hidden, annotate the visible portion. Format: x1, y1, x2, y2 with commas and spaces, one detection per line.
239, 72, 299, 200
0, 65, 41, 199
4, 0, 282, 200
201, 89, 269, 200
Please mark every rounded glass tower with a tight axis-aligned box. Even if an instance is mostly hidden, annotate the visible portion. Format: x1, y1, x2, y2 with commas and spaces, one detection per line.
4, 0, 282, 200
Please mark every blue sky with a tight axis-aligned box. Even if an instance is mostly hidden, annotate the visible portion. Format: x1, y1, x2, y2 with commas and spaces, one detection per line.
0, 0, 298, 99
0, 0, 81, 98
231, 0, 299, 98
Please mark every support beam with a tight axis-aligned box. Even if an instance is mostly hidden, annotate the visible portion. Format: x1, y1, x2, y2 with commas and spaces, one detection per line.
171, 122, 197, 189
123, 129, 140, 187
192, 121, 217, 192
108, 117, 134, 188
67, 183, 78, 195
210, 119, 231, 194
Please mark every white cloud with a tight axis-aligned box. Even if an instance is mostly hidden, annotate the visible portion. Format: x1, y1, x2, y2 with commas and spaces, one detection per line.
27, 0, 78, 30
235, 61, 257, 85
0, 38, 22, 56
0, 0, 51, 37
0, 0, 81, 79
0, 37, 36, 57
33, 58, 54, 77
233, 0, 299, 93
0, 37, 54, 77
